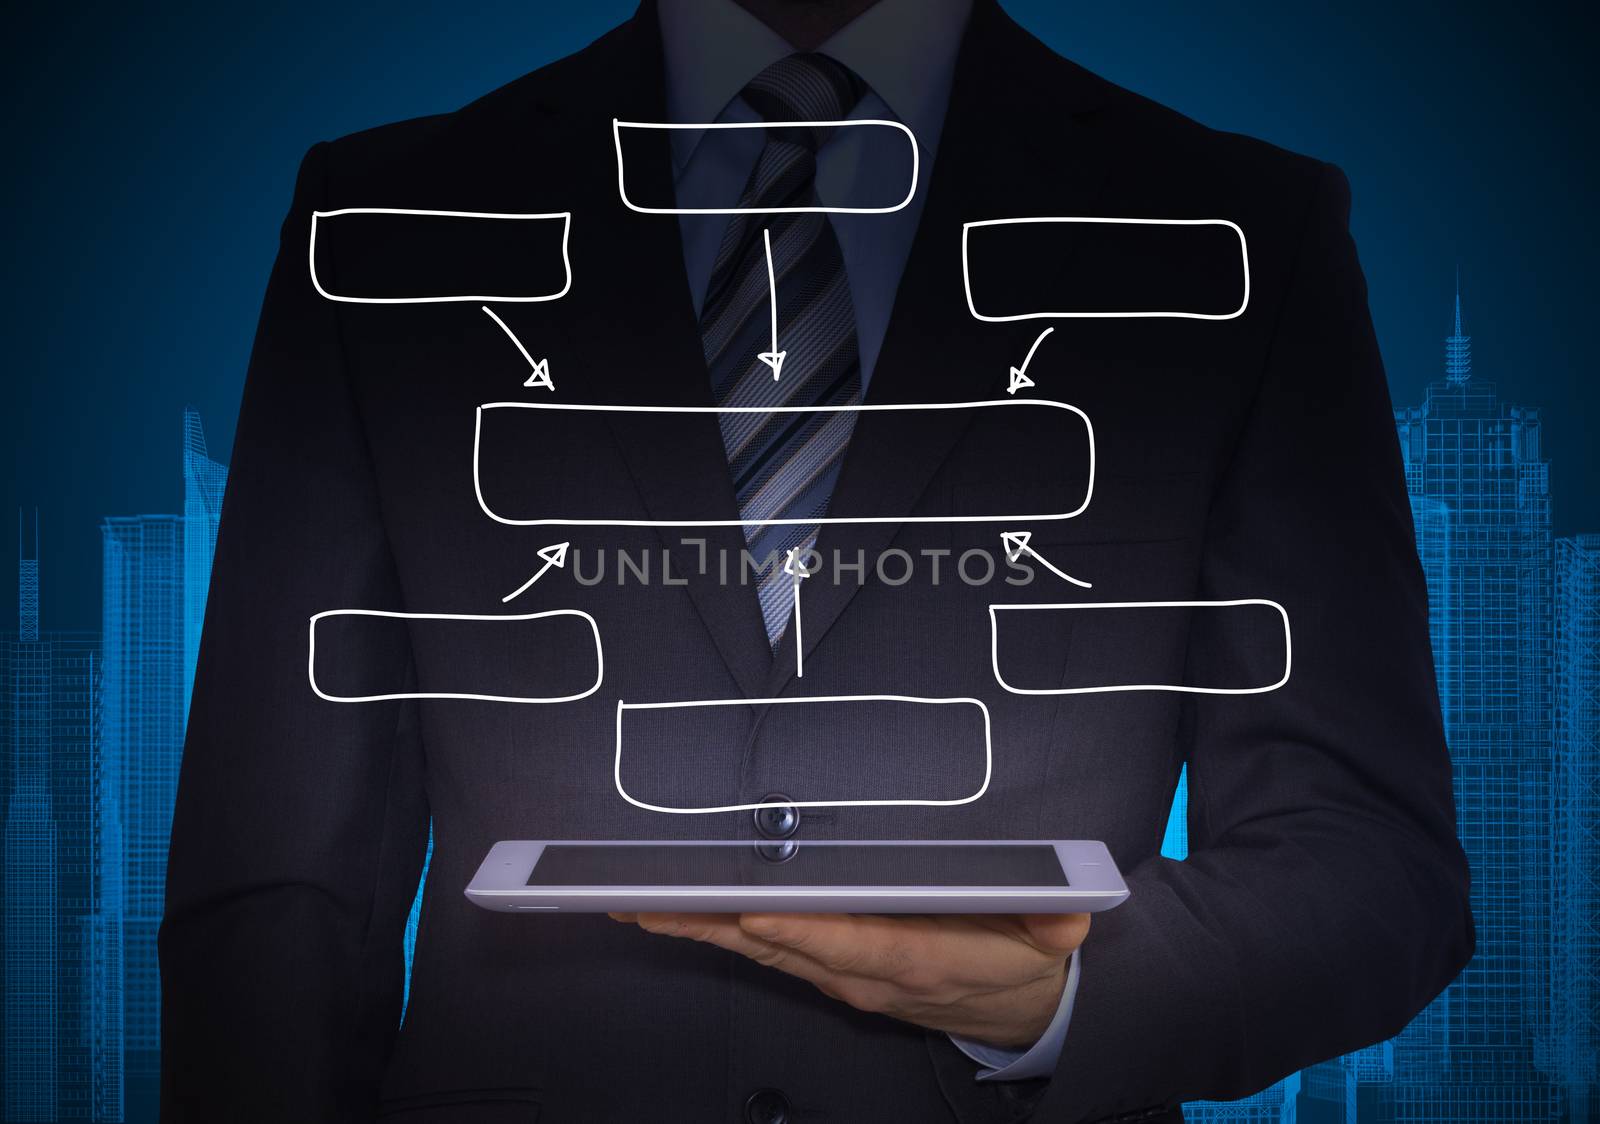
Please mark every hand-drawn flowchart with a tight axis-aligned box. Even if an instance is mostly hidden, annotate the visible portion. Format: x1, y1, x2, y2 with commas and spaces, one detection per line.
304, 117, 1285, 818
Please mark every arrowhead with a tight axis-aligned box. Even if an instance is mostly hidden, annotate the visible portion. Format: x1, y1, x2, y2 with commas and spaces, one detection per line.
501, 541, 571, 603
1006, 366, 1035, 395
757, 350, 788, 380
1000, 531, 1032, 563
523, 358, 554, 391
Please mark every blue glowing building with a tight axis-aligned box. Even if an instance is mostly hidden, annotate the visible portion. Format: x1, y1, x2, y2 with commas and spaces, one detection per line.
101, 512, 183, 1100
2, 516, 123, 1121
101, 410, 228, 1112
1175, 286, 1600, 1121
1389, 288, 1561, 1121
1554, 535, 1600, 1121
5, 516, 60, 1120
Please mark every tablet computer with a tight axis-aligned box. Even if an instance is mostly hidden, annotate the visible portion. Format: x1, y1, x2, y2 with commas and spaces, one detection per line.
465, 839, 1129, 914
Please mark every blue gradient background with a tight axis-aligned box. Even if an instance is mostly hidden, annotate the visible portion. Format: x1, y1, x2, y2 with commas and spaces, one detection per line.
2, 3, 1597, 1120
3, 1, 1597, 628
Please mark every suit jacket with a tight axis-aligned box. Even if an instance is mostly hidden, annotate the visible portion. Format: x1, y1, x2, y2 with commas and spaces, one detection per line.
160, 3, 1474, 1121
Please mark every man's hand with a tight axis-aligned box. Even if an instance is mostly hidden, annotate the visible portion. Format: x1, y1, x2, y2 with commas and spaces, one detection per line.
611, 911, 1089, 1049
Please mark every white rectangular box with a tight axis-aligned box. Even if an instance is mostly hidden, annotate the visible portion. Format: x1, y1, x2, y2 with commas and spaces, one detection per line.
613, 695, 992, 813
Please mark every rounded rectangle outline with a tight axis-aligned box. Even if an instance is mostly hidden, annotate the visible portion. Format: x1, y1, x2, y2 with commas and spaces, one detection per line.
612, 118, 919, 214
465, 839, 1130, 912
307, 208, 573, 304
612, 694, 992, 813
987, 599, 1291, 695
961, 217, 1251, 321
473, 398, 1095, 527
308, 608, 602, 703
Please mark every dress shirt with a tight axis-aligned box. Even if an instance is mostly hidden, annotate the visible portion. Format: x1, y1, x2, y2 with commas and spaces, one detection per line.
655, 0, 1078, 1082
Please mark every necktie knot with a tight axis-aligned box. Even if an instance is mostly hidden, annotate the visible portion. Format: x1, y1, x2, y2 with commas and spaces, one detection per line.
740, 53, 868, 149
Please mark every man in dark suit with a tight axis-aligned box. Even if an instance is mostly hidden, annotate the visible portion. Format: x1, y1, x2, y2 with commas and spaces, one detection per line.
160, 1, 1474, 1121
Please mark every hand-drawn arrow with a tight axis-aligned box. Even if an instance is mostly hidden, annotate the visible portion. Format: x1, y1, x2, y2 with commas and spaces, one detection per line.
1007, 326, 1055, 395
757, 228, 787, 380
482, 305, 554, 391
501, 542, 572, 603
1000, 531, 1092, 589
785, 546, 814, 676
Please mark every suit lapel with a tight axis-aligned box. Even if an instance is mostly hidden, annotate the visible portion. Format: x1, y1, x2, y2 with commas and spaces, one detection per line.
763, 0, 1119, 695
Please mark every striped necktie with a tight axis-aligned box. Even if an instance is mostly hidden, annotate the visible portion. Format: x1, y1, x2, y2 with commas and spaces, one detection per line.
700, 53, 868, 649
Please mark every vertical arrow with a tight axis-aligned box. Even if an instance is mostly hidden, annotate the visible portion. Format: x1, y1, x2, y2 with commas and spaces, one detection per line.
785, 547, 812, 676
757, 228, 787, 380
482, 305, 554, 391
1007, 326, 1055, 395
501, 541, 572, 603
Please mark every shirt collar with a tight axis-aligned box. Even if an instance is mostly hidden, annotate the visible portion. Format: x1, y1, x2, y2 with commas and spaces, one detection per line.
656, 0, 972, 173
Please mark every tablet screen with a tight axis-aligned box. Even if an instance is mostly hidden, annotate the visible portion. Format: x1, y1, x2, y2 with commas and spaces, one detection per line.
527, 843, 1068, 887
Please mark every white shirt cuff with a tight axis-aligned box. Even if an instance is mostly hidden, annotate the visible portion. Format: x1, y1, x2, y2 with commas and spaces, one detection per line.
946, 947, 1080, 1082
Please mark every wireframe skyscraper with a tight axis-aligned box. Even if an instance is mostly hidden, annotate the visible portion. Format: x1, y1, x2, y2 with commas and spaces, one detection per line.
1171, 285, 1582, 1121
6, 514, 60, 1121
3, 516, 123, 1122
1388, 286, 1560, 1120
102, 513, 184, 1101
1554, 535, 1600, 1122
99, 410, 228, 1119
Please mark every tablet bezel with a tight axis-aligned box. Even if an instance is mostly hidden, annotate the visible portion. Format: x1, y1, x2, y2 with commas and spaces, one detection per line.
464, 839, 1130, 914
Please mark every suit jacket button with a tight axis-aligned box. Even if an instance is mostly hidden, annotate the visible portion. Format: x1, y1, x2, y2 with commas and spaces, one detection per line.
753, 793, 800, 839
744, 1087, 790, 1124
754, 839, 799, 864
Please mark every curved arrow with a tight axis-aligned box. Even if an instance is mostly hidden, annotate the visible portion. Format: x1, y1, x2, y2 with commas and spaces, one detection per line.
501, 541, 572, 603
1000, 531, 1092, 588
483, 305, 553, 391
1007, 327, 1054, 395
